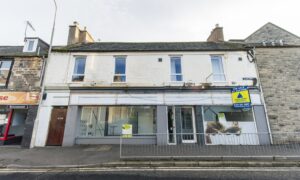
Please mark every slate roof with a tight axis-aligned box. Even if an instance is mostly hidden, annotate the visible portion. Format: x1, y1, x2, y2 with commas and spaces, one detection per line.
0, 38, 49, 57
53, 41, 247, 52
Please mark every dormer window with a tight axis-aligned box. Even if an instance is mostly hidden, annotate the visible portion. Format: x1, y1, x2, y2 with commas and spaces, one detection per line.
23, 39, 38, 52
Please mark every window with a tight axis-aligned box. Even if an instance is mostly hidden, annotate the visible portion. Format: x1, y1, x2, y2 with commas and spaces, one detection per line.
170, 57, 182, 81
27, 41, 35, 51
0, 60, 12, 87
113, 57, 126, 82
23, 39, 37, 52
78, 106, 156, 137
211, 56, 225, 81
72, 57, 86, 82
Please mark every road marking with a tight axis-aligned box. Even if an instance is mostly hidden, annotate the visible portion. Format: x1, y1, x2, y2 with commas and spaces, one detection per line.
0, 167, 300, 173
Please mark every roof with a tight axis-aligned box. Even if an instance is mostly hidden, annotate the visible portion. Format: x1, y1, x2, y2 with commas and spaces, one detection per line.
0, 38, 49, 57
53, 42, 247, 52
245, 22, 300, 45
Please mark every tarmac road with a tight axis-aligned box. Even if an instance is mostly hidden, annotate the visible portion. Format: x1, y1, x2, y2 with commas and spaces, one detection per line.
1, 167, 300, 180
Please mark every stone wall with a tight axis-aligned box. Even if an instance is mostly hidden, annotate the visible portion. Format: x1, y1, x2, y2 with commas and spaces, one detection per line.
3, 57, 44, 92
256, 47, 300, 140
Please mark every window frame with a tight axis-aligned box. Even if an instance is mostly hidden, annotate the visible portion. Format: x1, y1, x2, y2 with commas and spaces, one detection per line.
72, 56, 87, 82
23, 39, 38, 52
113, 56, 126, 83
170, 56, 183, 82
210, 55, 226, 82
0, 59, 13, 88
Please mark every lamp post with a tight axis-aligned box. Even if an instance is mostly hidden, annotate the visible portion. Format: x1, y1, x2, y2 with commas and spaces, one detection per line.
30, 0, 58, 148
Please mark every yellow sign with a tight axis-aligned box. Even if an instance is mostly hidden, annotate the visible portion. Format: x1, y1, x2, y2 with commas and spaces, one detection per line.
0, 92, 40, 105
231, 86, 251, 109
122, 124, 132, 138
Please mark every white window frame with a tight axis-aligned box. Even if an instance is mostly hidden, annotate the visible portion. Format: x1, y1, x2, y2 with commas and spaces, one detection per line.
0, 60, 13, 87
113, 56, 126, 83
210, 55, 226, 82
72, 56, 86, 82
170, 56, 183, 82
23, 39, 38, 52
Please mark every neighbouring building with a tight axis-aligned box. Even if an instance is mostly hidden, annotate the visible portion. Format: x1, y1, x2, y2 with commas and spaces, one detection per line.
236, 22, 300, 142
0, 37, 48, 147
31, 23, 271, 147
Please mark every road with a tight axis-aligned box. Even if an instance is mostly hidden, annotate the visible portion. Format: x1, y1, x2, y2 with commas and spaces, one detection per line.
0, 167, 300, 180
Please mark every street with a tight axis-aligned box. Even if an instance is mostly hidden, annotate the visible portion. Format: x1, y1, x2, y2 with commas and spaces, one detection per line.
0, 167, 300, 180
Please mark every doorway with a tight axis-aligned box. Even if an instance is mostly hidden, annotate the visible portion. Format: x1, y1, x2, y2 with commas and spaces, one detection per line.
167, 106, 197, 144
46, 106, 67, 146
180, 107, 197, 143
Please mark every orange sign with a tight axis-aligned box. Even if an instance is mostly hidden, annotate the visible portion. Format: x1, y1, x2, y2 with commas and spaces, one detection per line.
0, 92, 40, 105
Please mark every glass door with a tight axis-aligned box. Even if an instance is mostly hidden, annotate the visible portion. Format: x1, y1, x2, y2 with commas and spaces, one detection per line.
181, 107, 197, 143
167, 106, 176, 144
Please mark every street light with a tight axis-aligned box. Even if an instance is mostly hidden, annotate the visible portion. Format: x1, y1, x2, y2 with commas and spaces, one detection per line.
30, 0, 58, 148
48, 0, 57, 55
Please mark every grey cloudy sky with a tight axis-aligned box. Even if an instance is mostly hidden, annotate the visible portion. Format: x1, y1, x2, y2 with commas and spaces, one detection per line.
1, 0, 300, 45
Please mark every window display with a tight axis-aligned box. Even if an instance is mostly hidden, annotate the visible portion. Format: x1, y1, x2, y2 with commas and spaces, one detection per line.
78, 106, 156, 137
203, 106, 259, 145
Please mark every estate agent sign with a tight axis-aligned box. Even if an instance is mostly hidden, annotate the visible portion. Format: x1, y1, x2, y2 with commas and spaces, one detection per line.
231, 86, 251, 109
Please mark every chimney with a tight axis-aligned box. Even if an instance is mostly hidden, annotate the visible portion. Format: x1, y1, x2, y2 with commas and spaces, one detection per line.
67, 21, 94, 45
207, 24, 224, 42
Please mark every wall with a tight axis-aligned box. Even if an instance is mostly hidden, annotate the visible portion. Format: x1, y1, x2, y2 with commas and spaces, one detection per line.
45, 51, 257, 87
4, 57, 43, 91
255, 47, 300, 142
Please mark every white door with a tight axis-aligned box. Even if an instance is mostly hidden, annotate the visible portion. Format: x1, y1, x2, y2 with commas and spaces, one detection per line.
180, 107, 197, 143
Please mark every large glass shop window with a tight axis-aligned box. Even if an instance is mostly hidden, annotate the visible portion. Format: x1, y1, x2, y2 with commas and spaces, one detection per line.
78, 106, 156, 137
203, 106, 258, 145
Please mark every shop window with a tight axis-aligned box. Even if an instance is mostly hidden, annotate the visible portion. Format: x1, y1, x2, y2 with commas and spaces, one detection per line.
72, 56, 86, 82
0, 60, 12, 87
78, 106, 156, 137
211, 56, 225, 82
0, 111, 9, 138
170, 57, 182, 81
113, 57, 126, 82
203, 106, 258, 145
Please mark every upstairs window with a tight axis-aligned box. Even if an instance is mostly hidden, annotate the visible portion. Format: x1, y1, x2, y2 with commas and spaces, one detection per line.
72, 56, 86, 82
114, 57, 126, 82
211, 56, 226, 82
170, 57, 182, 81
23, 39, 38, 52
0, 60, 12, 87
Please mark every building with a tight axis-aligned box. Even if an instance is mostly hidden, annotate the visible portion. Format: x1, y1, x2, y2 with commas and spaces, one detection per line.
239, 22, 300, 142
31, 23, 270, 147
0, 37, 48, 147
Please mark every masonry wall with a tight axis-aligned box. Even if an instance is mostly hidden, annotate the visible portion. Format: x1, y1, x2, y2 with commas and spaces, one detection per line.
256, 47, 300, 142
4, 57, 43, 92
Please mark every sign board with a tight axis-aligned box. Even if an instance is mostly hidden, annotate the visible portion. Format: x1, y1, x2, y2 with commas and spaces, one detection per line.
122, 124, 132, 138
231, 86, 251, 109
0, 92, 39, 105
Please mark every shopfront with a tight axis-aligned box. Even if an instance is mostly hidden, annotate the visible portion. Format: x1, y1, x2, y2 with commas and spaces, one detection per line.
0, 92, 39, 145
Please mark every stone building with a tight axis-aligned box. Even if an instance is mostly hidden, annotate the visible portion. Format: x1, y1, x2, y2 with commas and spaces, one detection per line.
234, 22, 300, 142
0, 37, 48, 147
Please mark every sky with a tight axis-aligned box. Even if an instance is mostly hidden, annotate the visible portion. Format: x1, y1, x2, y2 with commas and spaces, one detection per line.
0, 0, 300, 45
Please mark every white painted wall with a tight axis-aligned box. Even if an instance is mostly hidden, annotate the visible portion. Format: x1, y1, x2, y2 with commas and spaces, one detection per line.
45, 51, 258, 87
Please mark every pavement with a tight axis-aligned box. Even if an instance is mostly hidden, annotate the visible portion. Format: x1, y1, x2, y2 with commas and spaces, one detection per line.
0, 145, 300, 169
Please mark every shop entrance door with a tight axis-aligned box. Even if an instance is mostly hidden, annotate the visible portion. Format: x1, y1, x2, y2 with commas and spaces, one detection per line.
46, 106, 67, 146
180, 107, 197, 143
167, 107, 176, 144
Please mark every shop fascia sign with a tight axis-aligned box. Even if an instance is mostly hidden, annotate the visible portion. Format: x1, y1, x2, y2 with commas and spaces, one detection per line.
231, 86, 251, 109
0, 92, 40, 105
